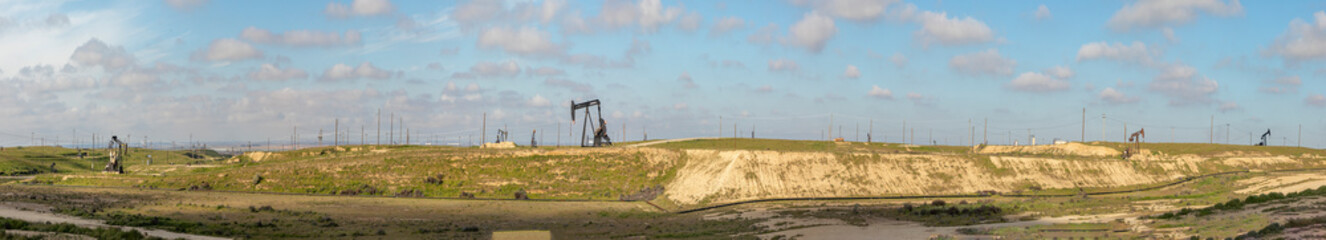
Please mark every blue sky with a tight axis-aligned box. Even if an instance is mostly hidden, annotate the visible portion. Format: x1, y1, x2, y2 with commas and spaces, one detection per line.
3, 0, 1326, 148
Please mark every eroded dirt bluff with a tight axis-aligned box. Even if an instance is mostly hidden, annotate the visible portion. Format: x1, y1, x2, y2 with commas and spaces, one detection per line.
661, 144, 1326, 206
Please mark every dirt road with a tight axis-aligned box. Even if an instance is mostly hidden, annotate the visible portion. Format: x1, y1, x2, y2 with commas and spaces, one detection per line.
0, 202, 231, 240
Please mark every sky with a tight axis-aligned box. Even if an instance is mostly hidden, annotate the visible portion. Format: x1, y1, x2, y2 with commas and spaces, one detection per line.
3, 0, 1326, 148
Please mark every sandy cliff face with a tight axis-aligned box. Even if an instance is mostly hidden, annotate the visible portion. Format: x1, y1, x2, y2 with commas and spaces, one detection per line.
663, 147, 1320, 206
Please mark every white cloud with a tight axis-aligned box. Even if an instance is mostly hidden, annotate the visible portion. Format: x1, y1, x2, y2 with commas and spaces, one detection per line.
325, 0, 395, 18
240, 27, 362, 47
1046, 66, 1074, 79
595, 0, 682, 33
678, 12, 701, 32
320, 62, 392, 81
1098, 87, 1139, 104
1264, 11, 1326, 63
1218, 101, 1240, 112
1307, 94, 1326, 107
544, 78, 594, 93
842, 65, 860, 79
1163, 27, 1179, 43
1148, 65, 1219, 106
247, 63, 308, 81
477, 26, 565, 57
1034, 4, 1051, 20
44, 13, 69, 27
528, 94, 551, 107
1007, 72, 1070, 92
800, 0, 901, 22
1260, 75, 1302, 94
673, 102, 688, 110
457, 60, 521, 78
69, 38, 135, 70
783, 11, 837, 53
709, 16, 745, 37
890, 53, 907, 68
165, 0, 208, 11
767, 59, 799, 72
1107, 0, 1242, 31
949, 49, 1015, 76
453, 0, 566, 28
867, 85, 893, 99
746, 24, 778, 45
915, 11, 994, 47
1076, 41, 1156, 65
527, 66, 565, 76
191, 38, 263, 62
678, 72, 697, 89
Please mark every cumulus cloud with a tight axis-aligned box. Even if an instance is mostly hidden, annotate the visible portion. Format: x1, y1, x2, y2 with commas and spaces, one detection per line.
1099, 87, 1139, 104
587, 0, 682, 33
767, 59, 799, 72
247, 64, 308, 81
44, 13, 70, 27
527, 66, 565, 76
709, 16, 745, 37
477, 26, 565, 57
320, 62, 392, 81
867, 85, 893, 99
890, 53, 907, 68
452, 0, 566, 28
240, 27, 362, 47
1076, 41, 1156, 65
798, 0, 901, 22
1263, 11, 1326, 63
678, 72, 697, 89
678, 12, 701, 32
747, 23, 778, 45
325, 0, 395, 18
1046, 66, 1074, 79
453, 60, 521, 78
1148, 65, 1219, 106
915, 11, 994, 47
165, 0, 208, 11
191, 38, 263, 62
783, 11, 837, 53
1107, 0, 1242, 31
1218, 101, 1241, 112
69, 38, 135, 70
842, 65, 860, 79
1260, 75, 1302, 94
1007, 72, 1070, 92
949, 49, 1015, 76
527, 94, 551, 107
1034, 5, 1051, 20
1307, 94, 1326, 107
544, 78, 594, 93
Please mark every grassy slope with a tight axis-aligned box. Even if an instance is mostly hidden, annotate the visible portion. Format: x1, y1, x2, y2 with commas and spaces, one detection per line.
0, 146, 222, 175
37, 145, 680, 200
16, 139, 1326, 203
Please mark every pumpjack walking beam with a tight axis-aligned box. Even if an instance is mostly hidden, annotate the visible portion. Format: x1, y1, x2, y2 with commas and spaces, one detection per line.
571, 99, 612, 147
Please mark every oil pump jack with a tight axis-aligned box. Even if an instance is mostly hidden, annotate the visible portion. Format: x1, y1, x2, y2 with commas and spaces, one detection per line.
1256, 129, 1271, 146
571, 99, 611, 147
105, 136, 126, 173
1123, 128, 1144, 159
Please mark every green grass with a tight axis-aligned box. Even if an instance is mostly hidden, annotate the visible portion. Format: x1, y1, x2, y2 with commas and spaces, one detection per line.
0, 146, 223, 175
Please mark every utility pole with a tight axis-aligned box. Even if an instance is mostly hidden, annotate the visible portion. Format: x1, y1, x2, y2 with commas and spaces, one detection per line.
389, 112, 394, 145
293, 126, 297, 150
903, 120, 907, 144
361, 125, 365, 145
485, 112, 490, 144
377, 108, 381, 145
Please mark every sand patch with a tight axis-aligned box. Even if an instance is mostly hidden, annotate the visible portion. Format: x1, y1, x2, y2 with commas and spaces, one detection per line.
978, 142, 1120, 157
1236, 173, 1326, 195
